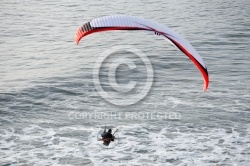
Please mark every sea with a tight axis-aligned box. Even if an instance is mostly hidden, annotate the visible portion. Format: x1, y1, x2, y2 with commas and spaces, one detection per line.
0, 0, 250, 165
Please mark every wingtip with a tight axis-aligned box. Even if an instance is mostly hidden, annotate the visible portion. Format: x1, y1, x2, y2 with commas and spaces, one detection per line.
203, 79, 209, 92
75, 27, 85, 45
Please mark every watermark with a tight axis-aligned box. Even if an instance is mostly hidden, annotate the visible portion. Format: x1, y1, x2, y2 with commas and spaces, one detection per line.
68, 111, 181, 120
93, 45, 153, 106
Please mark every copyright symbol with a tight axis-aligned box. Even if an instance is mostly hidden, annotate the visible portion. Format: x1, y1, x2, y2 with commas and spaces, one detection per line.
93, 45, 153, 106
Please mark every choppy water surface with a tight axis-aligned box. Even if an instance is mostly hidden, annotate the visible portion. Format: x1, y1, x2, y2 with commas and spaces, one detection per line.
1, 0, 250, 165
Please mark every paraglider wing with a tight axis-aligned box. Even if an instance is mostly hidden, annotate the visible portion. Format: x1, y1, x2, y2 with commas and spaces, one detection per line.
75, 15, 209, 91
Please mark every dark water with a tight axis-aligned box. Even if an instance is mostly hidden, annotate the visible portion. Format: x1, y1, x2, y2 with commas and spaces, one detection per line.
1, 0, 250, 165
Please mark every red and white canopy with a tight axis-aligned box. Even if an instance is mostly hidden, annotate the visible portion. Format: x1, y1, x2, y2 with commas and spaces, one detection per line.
75, 15, 209, 91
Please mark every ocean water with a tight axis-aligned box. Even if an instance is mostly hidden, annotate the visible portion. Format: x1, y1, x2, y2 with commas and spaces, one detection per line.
1, 0, 250, 165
